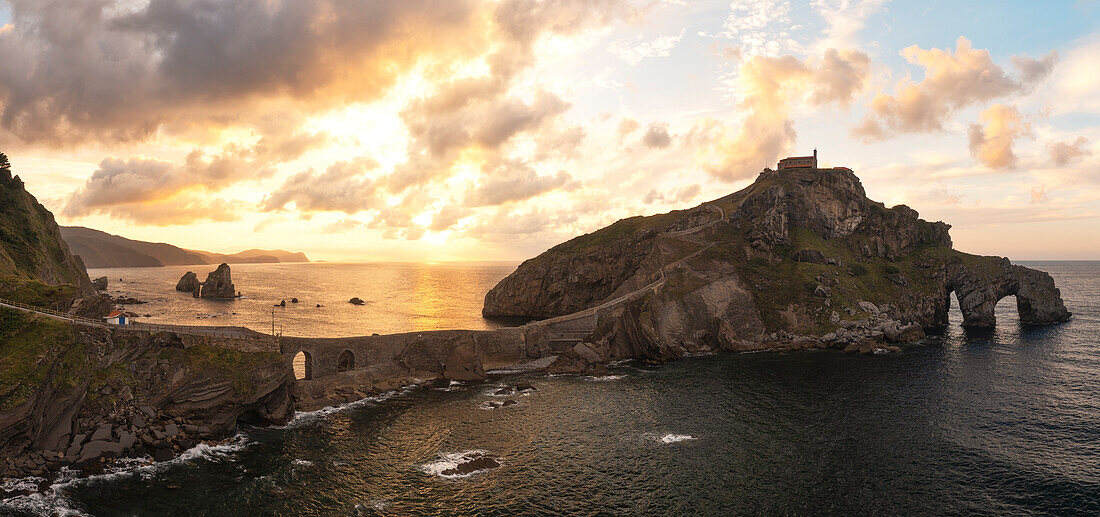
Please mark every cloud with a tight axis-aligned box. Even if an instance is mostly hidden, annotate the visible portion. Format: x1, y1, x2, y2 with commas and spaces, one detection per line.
967, 104, 1029, 169
380, 0, 632, 193
1052, 35, 1100, 114
262, 157, 381, 213
0, 0, 488, 145
609, 29, 684, 65
618, 118, 641, 138
463, 206, 575, 242
1048, 136, 1092, 166
641, 123, 672, 148
466, 159, 575, 206
719, 0, 799, 57
643, 184, 701, 205
429, 205, 473, 232
696, 48, 870, 180
853, 37, 1057, 141
64, 149, 275, 218
812, 0, 887, 52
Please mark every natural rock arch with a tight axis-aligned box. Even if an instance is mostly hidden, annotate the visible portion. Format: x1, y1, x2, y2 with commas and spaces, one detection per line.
293, 351, 313, 380
944, 262, 1070, 328
337, 349, 355, 373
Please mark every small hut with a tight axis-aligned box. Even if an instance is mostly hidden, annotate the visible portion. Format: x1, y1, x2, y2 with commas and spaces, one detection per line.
105, 310, 132, 325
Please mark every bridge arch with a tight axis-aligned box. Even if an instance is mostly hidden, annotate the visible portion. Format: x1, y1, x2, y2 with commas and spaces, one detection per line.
293, 351, 313, 380
337, 349, 355, 373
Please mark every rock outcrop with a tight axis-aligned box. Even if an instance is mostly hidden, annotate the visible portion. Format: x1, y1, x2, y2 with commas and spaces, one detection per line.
199, 263, 235, 299
0, 163, 107, 318
176, 271, 199, 292
482, 166, 1071, 363
92, 276, 108, 290
0, 309, 291, 479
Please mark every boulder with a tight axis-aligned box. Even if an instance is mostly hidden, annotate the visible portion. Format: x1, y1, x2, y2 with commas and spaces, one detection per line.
200, 263, 236, 299
572, 342, 602, 364
92, 276, 109, 290
885, 323, 925, 343
440, 454, 500, 476
857, 301, 880, 315
794, 249, 827, 264
349, 297, 366, 305
175, 271, 199, 292
90, 424, 112, 442
78, 441, 125, 464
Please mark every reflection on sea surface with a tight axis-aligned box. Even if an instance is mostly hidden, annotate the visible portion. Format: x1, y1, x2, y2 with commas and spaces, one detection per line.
88, 262, 520, 338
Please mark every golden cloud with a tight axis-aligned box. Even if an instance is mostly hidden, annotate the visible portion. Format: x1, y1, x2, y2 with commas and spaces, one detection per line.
854, 37, 1056, 140
967, 104, 1029, 169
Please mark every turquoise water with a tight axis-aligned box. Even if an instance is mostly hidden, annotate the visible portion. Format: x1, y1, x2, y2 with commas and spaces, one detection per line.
2, 261, 1098, 516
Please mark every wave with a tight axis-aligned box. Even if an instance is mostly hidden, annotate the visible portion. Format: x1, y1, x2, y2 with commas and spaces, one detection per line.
584, 374, 626, 381
0, 435, 250, 516
284, 383, 421, 427
660, 434, 698, 444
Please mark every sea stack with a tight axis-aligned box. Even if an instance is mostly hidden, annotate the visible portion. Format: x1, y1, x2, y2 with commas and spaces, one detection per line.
176, 271, 199, 291
200, 263, 236, 299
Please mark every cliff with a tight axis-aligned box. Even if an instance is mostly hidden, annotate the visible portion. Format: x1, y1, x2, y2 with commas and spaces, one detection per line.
0, 309, 291, 479
60, 226, 309, 268
0, 168, 108, 317
484, 166, 1070, 361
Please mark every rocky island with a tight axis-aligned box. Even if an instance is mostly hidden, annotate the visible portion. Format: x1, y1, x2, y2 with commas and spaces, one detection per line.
484, 163, 1070, 358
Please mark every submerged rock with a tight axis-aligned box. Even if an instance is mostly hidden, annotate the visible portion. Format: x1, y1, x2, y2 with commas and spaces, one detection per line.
348, 297, 365, 305
440, 454, 500, 476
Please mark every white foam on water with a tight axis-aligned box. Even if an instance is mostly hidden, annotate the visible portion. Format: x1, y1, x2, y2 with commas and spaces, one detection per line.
660, 434, 698, 444
285, 383, 420, 427
584, 374, 626, 381
1, 476, 45, 493
1, 434, 252, 516
419, 450, 499, 479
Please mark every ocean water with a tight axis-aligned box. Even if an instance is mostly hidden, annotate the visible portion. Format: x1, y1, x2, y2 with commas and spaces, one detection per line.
2, 261, 1098, 516
84, 262, 523, 337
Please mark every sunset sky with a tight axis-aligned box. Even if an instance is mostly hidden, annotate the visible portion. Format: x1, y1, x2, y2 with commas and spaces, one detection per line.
1, 0, 1098, 261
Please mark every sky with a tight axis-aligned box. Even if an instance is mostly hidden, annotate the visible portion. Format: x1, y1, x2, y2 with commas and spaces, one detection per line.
1, 0, 1098, 262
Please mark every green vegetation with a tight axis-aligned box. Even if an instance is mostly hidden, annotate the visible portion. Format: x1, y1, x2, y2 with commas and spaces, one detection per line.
0, 273, 79, 307
0, 158, 89, 288
0, 307, 79, 410
184, 344, 283, 396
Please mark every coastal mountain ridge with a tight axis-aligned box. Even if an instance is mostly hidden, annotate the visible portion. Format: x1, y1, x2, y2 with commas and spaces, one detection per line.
60, 226, 309, 268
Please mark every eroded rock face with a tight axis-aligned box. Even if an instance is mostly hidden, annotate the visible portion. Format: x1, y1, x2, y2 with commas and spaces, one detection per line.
481, 166, 1070, 362
200, 263, 235, 299
0, 316, 290, 479
175, 271, 199, 292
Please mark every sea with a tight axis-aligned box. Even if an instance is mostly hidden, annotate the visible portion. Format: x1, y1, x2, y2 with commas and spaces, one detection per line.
1, 261, 1098, 516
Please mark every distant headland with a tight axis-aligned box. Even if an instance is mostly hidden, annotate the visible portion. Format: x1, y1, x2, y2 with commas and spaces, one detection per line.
60, 226, 309, 268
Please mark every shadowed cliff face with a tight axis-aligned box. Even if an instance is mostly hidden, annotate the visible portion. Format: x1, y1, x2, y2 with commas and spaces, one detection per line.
483, 167, 1070, 362
0, 310, 291, 479
0, 169, 95, 298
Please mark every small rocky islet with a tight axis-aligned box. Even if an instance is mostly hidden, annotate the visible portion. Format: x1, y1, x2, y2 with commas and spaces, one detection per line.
0, 161, 1072, 486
